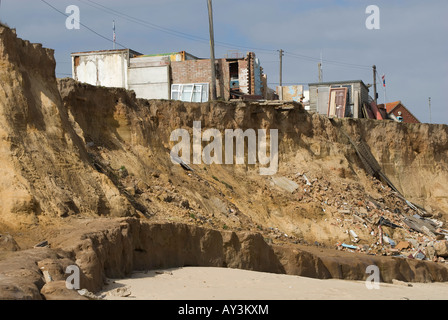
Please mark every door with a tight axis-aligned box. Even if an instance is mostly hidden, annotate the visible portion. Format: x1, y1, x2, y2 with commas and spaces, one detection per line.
328, 88, 348, 118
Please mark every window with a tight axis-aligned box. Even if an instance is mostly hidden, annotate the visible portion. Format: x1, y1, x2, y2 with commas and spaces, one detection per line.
171, 84, 181, 100
171, 83, 209, 103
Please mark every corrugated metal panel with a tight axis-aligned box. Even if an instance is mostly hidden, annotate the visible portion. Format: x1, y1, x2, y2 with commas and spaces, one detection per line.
317, 86, 330, 114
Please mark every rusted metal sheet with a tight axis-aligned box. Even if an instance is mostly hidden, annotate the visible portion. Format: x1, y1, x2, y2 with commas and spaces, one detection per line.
328, 87, 347, 118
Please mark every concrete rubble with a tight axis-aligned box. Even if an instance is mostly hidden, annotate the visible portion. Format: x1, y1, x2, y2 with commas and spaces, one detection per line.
285, 172, 448, 263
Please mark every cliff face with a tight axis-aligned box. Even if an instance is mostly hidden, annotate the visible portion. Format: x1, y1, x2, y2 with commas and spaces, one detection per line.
0, 26, 137, 230
0, 25, 448, 299
1, 24, 447, 245
54, 77, 448, 246
358, 120, 448, 213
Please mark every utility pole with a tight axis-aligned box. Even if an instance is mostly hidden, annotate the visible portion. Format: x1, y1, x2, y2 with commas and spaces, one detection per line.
429, 97, 432, 124
319, 51, 323, 83
318, 62, 322, 83
113, 20, 116, 50
373, 65, 378, 105
279, 49, 284, 87
207, 0, 217, 101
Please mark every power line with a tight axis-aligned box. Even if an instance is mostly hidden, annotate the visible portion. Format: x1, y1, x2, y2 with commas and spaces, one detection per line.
284, 51, 371, 70
78, 0, 209, 44
45, 0, 373, 72
79, 0, 376, 70
78, 0, 278, 54
40, 0, 128, 49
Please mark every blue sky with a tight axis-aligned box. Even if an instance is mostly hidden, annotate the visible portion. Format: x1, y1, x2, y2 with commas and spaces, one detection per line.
1, 0, 447, 124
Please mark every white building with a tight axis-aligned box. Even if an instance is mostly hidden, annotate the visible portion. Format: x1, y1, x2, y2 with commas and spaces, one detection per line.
71, 49, 198, 100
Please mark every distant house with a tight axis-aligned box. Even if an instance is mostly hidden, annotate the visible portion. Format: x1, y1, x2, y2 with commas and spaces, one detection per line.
379, 101, 420, 123
71, 49, 268, 102
308, 80, 370, 118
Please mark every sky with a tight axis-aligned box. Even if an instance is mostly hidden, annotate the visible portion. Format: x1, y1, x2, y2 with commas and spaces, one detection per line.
0, 0, 447, 124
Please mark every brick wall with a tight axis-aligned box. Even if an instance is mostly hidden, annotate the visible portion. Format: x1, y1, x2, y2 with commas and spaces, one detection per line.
392, 105, 420, 123
171, 59, 231, 100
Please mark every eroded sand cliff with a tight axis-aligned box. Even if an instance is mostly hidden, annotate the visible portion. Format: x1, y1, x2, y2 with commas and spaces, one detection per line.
0, 25, 447, 300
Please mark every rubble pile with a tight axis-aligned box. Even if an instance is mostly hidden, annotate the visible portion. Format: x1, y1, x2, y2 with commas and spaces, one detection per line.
288, 171, 448, 263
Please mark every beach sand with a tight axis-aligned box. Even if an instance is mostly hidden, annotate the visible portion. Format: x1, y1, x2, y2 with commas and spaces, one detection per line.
99, 267, 448, 300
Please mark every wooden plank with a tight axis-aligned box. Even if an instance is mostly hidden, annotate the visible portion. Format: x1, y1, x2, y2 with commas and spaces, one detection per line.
328, 90, 336, 117
354, 90, 359, 118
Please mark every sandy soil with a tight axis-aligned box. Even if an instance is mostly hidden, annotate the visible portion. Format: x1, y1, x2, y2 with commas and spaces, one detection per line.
99, 267, 448, 300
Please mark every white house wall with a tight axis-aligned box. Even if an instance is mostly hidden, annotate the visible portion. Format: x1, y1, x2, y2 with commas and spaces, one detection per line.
73, 52, 128, 88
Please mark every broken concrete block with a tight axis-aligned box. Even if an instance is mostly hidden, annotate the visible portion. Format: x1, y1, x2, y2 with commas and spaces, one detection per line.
436, 234, 446, 241
42, 270, 53, 284
271, 176, 299, 193
434, 241, 448, 258
395, 241, 411, 251
41, 281, 88, 300
426, 245, 436, 261
349, 230, 359, 243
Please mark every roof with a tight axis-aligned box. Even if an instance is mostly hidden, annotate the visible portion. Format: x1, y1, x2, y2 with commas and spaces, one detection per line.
385, 101, 402, 113
71, 49, 143, 57
383, 101, 420, 123
308, 80, 369, 90
134, 51, 201, 61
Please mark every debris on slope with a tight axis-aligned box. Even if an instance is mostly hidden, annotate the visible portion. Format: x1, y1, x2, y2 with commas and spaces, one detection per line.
286, 169, 447, 262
